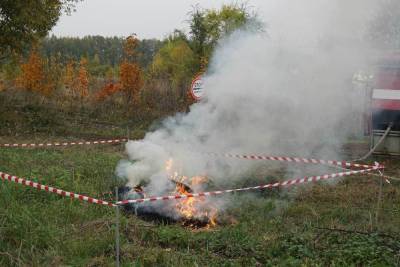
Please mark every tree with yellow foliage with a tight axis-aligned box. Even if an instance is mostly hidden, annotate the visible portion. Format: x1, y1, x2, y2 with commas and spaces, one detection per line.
150, 33, 197, 108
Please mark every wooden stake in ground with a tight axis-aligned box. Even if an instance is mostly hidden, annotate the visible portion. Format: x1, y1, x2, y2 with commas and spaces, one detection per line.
375, 174, 384, 229
115, 187, 120, 267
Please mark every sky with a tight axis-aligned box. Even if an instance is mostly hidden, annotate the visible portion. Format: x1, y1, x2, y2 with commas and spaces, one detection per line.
51, 0, 268, 39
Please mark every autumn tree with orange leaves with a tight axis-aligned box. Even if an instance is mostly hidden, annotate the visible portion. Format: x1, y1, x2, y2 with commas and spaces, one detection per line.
95, 82, 121, 101
62, 58, 89, 100
120, 62, 143, 104
95, 68, 120, 101
119, 35, 143, 105
16, 47, 49, 95
96, 35, 143, 105
16, 46, 61, 97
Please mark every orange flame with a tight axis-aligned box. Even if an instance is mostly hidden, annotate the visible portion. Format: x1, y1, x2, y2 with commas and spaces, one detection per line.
166, 159, 218, 228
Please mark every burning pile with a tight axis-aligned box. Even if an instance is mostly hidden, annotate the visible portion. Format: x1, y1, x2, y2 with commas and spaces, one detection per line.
120, 158, 218, 228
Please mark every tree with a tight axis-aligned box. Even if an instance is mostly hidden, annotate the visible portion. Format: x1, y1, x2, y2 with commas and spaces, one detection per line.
95, 67, 120, 102
188, 3, 263, 64
16, 46, 58, 97
0, 53, 21, 84
63, 60, 76, 97
123, 35, 140, 62
120, 61, 143, 104
95, 83, 121, 102
0, 0, 81, 60
16, 47, 46, 94
189, 7, 208, 59
83, 35, 144, 106
88, 53, 108, 76
41, 35, 162, 68
119, 35, 143, 105
77, 58, 89, 98
151, 37, 197, 98
43, 54, 63, 96
146, 32, 197, 110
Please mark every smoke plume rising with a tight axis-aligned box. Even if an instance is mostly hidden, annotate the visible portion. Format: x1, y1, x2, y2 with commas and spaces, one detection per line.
117, 1, 382, 210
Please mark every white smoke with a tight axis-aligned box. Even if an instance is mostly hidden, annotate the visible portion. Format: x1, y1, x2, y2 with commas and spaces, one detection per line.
117, 1, 381, 203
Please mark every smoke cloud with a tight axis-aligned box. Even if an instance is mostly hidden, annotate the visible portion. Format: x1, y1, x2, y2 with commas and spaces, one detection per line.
117, 1, 382, 209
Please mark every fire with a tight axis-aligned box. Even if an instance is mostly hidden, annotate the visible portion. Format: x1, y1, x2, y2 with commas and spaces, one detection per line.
166, 158, 218, 228
165, 158, 174, 172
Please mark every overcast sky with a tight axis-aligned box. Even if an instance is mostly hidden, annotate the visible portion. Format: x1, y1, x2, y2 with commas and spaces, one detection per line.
51, 0, 267, 39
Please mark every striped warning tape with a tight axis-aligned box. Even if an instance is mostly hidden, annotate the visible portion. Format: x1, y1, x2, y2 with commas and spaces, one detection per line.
0, 137, 377, 169
0, 138, 127, 148
116, 165, 382, 205
331, 161, 399, 183
0, 165, 383, 207
0, 171, 115, 207
206, 152, 376, 168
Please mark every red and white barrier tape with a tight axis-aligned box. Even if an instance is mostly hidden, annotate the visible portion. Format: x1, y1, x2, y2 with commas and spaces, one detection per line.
0, 138, 127, 148
0, 171, 116, 207
117, 165, 382, 205
0, 137, 377, 170
206, 152, 375, 169
0, 138, 128, 147
0, 165, 383, 207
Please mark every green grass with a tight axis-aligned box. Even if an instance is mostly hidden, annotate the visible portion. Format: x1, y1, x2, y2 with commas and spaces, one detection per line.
1, 147, 399, 266
0, 102, 400, 266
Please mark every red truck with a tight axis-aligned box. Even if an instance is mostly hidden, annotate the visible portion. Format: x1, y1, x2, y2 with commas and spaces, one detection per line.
370, 52, 400, 154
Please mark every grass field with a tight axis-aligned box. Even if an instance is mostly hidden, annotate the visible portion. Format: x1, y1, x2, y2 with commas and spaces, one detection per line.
1, 102, 400, 266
